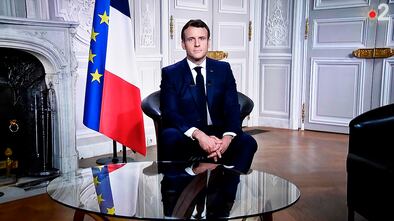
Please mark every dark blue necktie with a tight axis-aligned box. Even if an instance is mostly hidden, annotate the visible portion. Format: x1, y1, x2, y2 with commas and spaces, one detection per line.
194, 66, 207, 126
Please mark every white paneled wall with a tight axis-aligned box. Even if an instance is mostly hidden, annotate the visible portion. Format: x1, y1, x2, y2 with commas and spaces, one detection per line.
134, 0, 163, 149
258, 0, 294, 129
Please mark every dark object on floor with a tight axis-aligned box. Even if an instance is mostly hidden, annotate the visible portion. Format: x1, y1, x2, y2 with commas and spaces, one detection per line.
346, 103, 394, 221
141, 90, 254, 160
15, 174, 59, 190
244, 129, 268, 135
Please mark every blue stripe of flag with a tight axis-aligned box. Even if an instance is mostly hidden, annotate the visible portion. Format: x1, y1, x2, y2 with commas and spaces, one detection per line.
110, 0, 131, 17
92, 166, 115, 213
83, 0, 111, 131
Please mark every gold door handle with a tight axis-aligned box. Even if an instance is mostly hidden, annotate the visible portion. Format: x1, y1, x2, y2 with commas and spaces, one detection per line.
207, 51, 228, 60
352, 48, 394, 59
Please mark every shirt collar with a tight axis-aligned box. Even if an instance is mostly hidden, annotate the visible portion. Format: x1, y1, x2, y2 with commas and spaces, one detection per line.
187, 58, 206, 71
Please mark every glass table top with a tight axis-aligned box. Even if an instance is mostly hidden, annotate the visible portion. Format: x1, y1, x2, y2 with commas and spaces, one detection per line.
47, 161, 300, 220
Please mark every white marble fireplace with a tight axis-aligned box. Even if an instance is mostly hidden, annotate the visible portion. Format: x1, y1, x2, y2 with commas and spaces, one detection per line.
0, 16, 79, 174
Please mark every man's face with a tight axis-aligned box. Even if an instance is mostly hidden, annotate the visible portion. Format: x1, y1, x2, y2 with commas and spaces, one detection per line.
182, 26, 210, 64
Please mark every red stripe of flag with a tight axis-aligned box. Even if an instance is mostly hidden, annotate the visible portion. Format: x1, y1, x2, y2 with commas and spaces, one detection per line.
100, 71, 146, 155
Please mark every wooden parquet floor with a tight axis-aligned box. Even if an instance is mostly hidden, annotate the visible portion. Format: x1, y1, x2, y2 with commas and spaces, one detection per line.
0, 127, 368, 221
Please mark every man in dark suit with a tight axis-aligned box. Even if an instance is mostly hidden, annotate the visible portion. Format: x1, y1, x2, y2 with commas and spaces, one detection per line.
159, 19, 257, 174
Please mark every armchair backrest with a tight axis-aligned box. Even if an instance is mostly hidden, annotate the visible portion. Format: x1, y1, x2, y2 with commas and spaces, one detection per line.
143, 51, 252, 160
142, 90, 253, 126
141, 90, 254, 160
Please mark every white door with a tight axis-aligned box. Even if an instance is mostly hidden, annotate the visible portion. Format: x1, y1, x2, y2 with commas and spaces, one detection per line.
211, 0, 250, 92
371, 2, 394, 107
303, 0, 391, 134
169, 0, 250, 93
169, 0, 212, 64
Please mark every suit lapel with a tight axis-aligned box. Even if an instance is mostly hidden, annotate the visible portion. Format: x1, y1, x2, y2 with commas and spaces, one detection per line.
181, 59, 200, 107
181, 58, 194, 85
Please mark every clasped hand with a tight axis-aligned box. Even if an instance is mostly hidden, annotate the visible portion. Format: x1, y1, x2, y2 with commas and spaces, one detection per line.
193, 130, 232, 162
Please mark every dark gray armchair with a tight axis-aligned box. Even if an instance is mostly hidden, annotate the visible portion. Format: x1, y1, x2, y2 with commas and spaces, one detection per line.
141, 90, 254, 160
346, 103, 394, 221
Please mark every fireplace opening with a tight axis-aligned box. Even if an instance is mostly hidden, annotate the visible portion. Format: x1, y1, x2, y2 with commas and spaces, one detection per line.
0, 48, 59, 181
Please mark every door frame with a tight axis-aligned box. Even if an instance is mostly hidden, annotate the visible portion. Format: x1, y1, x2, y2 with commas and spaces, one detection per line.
290, 0, 306, 130
161, 0, 170, 68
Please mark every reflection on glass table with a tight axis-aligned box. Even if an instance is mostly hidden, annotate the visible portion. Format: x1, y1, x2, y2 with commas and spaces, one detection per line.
47, 161, 300, 220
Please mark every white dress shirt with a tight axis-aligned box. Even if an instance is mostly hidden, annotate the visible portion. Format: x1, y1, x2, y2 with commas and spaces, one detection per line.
184, 58, 236, 139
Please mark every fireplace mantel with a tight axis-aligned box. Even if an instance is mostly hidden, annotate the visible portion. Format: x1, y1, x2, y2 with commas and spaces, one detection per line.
0, 16, 79, 173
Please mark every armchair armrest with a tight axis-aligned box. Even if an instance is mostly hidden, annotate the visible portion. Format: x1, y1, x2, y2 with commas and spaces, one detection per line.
348, 103, 394, 169
141, 90, 161, 122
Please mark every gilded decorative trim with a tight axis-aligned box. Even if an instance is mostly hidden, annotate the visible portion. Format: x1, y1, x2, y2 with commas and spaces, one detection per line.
207, 51, 228, 60
352, 48, 394, 59
170, 15, 174, 39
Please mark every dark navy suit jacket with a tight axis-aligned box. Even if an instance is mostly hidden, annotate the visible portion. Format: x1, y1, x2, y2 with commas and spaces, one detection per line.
160, 57, 242, 135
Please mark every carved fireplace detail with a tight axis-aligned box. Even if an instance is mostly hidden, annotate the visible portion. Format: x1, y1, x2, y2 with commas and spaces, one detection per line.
0, 16, 79, 174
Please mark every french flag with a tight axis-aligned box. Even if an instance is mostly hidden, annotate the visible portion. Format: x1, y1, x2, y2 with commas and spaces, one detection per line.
83, 0, 146, 155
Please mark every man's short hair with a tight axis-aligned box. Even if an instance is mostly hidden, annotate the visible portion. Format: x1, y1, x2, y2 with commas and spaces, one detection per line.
181, 19, 210, 41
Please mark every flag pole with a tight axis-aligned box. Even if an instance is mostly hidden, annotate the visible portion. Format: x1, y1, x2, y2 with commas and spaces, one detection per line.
122, 145, 134, 163
96, 140, 134, 165
96, 140, 119, 165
